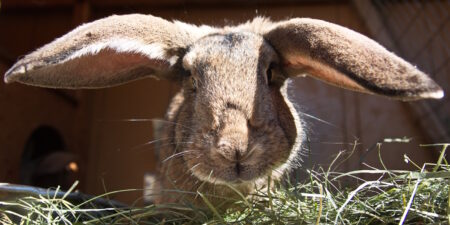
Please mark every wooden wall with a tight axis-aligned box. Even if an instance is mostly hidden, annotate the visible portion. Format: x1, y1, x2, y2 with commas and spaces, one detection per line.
0, 0, 444, 204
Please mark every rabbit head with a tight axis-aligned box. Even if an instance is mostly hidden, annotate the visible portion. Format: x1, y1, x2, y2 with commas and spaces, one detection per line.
175, 31, 300, 184
4, 14, 443, 197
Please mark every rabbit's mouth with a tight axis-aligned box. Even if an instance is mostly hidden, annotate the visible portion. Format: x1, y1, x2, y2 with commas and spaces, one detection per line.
191, 162, 269, 185
184, 142, 291, 185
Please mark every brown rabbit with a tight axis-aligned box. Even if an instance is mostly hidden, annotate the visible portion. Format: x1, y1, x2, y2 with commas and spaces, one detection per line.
4, 14, 443, 206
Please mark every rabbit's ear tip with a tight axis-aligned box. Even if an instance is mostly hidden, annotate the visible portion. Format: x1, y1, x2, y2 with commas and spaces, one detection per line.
421, 89, 444, 99
4, 66, 22, 83
409, 88, 444, 100
4, 75, 17, 84
4, 73, 14, 84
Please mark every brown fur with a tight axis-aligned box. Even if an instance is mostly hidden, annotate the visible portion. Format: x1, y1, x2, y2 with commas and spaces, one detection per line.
153, 33, 299, 205
264, 18, 443, 100
4, 14, 193, 88
4, 14, 443, 206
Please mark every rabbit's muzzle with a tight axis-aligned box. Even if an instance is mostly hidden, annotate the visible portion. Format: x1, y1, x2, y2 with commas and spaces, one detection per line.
214, 108, 249, 162
183, 105, 292, 185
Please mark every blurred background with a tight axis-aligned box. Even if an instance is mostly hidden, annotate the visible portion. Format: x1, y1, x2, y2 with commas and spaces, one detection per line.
0, 0, 448, 204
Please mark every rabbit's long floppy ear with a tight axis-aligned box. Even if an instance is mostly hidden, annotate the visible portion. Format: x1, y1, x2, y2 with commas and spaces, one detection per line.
264, 18, 443, 100
4, 14, 194, 89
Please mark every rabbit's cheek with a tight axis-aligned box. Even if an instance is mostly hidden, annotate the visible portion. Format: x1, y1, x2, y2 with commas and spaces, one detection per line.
246, 127, 291, 174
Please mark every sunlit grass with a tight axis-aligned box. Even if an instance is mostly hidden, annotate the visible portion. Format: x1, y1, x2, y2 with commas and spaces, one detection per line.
0, 144, 448, 224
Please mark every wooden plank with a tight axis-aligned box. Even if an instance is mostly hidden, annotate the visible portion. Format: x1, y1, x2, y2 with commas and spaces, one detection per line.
72, 0, 91, 25
351, 0, 449, 143
0, 47, 15, 66
351, 0, 398, 52
2, 0, 346, 9
2, 0, 74, 9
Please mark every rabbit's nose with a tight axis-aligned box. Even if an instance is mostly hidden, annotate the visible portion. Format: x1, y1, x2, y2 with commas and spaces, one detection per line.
216, 138, 249, 162
215, 108, 249, 161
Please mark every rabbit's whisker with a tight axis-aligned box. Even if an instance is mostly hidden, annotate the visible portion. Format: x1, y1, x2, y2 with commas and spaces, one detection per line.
298, 111, 337, 128
151, 141, 195, 149
188, 163, 202, 172
162, 150, 200, 163
129, 137, 173, 150
97, 118, 197, 132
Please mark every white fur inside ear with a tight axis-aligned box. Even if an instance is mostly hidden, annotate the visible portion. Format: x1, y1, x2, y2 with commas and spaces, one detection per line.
68, 39, 175, 64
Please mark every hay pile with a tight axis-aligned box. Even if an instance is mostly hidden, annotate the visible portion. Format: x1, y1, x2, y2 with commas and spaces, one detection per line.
1, 144, 448, 224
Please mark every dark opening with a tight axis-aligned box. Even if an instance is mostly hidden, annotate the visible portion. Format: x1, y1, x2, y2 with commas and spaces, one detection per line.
20, 125, 77, 190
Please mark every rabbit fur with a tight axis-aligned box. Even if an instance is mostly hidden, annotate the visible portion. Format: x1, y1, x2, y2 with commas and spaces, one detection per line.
4, 14, 443, 205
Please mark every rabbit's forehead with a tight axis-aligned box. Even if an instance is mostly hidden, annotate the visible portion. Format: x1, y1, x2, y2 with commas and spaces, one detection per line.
183, 32, 276, 75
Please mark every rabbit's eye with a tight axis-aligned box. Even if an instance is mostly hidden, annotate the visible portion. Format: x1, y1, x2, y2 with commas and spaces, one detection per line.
191, 76, 197, 90
266, 64, 274, 85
